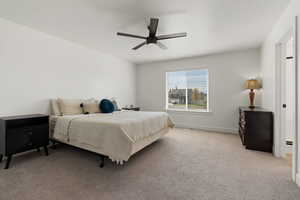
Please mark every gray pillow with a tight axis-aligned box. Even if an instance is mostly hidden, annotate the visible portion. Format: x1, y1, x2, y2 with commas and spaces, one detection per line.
111, 99, 121, 111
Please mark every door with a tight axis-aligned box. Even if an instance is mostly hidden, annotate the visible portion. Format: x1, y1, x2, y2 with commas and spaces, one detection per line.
280, 33, 296, 157
278, 27, 298, 183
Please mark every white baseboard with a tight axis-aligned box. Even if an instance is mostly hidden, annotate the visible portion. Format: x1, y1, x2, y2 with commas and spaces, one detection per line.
296, 173, 300, 187
174, 123, 238, 134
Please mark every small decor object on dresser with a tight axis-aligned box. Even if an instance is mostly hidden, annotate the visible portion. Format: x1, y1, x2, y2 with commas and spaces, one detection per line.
0, 114, 49, 169
239, 107, 273, 152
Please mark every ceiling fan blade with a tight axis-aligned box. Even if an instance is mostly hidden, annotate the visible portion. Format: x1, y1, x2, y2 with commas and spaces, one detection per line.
148, 18, 159, 36
117, 32, 147, 40
156, 42, 168, 50
157, 32, 187, 40
132, 41, 147, 50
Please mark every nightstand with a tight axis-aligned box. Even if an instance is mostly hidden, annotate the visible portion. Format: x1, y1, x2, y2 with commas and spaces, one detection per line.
122, 107, 140, 111
0, 114, 49, 169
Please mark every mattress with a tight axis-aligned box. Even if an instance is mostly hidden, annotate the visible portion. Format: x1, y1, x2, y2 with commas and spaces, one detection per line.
50, 111, 174, 164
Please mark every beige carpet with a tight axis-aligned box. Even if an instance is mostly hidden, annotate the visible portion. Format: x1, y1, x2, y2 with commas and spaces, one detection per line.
0, 128, 299, 200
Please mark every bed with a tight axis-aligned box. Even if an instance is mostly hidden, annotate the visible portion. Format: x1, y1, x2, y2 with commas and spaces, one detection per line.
50, 103, 174, 166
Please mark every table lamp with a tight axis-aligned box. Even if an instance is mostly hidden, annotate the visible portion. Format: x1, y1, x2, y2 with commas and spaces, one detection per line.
245, 79, 261, 109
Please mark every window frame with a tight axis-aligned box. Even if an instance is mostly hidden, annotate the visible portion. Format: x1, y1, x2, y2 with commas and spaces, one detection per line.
165, 68, 210, 113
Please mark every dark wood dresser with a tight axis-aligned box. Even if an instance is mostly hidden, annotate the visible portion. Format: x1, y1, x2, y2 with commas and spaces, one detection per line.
0, 114, 49, 169
239, 107, 273, 153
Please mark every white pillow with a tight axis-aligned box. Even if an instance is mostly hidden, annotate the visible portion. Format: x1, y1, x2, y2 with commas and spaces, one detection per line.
56, 98, 95, 115
82, 102, 101, 114
57, 98, 83, 115
51, 99, 61, 116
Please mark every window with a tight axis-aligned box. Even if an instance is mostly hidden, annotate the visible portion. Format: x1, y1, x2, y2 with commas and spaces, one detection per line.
166, 69, 209, 112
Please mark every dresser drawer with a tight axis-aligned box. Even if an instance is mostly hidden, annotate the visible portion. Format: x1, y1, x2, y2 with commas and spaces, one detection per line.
6, 124, 49, 155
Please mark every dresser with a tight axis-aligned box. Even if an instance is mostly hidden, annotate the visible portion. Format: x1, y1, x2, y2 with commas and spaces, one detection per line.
239, 107, 273, 153
0, 114, 49, 169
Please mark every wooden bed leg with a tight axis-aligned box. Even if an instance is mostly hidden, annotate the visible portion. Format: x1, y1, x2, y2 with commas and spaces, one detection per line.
99, 155, 105, 168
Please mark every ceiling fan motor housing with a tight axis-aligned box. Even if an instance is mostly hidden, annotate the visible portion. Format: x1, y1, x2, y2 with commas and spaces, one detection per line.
147, 37, 157, 44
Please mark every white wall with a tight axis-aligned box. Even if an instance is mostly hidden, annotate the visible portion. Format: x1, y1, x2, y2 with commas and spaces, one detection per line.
261, 0, 300, 111
0, 18, 136, 116
260, 0, 300, 186
136, 48, 261, 133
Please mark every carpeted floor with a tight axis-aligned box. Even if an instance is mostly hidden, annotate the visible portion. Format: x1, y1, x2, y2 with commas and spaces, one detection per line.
0, 128, 299, 200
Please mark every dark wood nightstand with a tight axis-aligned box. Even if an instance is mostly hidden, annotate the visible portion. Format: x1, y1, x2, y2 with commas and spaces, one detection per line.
122, 107, 140, 111
0, 114, 49, 169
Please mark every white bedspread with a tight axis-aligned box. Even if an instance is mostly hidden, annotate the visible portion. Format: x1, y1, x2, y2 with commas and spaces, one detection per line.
53, 111, 174, 163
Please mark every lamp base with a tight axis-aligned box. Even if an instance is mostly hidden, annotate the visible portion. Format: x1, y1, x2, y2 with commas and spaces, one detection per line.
249, 105, 255, 109
249, 89, 255, 109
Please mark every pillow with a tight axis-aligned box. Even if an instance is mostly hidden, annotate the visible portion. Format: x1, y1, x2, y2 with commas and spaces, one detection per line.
82, 102, 101, 114
51, 99, 61, 116
57, 98, 83, 115
99, 99, 115, 113
111, 99, 120, 111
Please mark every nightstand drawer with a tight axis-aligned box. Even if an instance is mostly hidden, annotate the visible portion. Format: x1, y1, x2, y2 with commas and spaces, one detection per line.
6, 117, 48, 129
6, 124, 49, 155
31, 124, 49, 146
0, 114, 49, 169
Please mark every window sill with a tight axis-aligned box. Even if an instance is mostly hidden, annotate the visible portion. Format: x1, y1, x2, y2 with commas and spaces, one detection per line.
166, 109, 212, 114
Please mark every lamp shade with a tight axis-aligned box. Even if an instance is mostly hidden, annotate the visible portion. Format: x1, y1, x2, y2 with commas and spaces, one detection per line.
245, 79, 261, 89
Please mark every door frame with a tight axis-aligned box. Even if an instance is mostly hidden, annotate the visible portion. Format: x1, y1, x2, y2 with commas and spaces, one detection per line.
274, 16, 298, 182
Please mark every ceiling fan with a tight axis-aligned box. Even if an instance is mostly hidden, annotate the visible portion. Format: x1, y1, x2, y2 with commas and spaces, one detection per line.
117, 18, 187, 50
